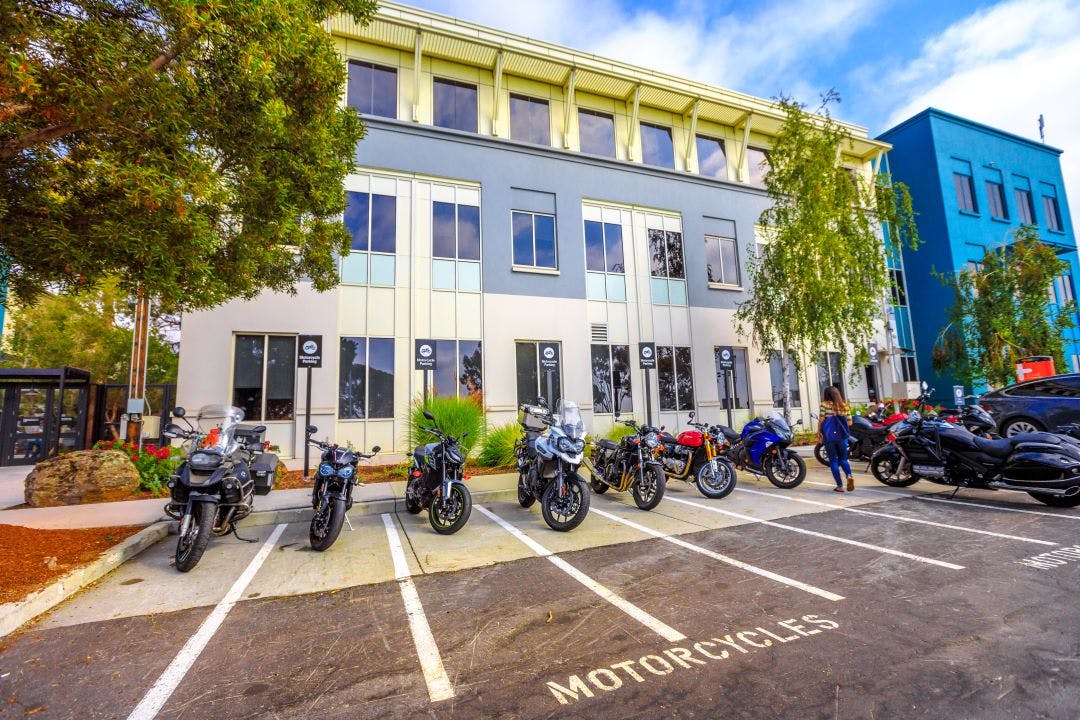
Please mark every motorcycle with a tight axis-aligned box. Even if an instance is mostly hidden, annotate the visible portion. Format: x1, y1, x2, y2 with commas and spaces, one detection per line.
718, 412, 807, 489
870, 383, 1080, 507
163, 405, 277, 572
587, 415, 666, 510
305, 425, 379, 551
515, 399, 591, 531
813, 413, 890, 466
406, 410, 473, 534
656, 411, 737, 499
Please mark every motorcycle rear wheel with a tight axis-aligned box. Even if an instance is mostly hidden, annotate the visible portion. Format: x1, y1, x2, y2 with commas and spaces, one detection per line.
541, 475, 591, 532
870, 453, 918, 487
1028, 491, 1080, 508
631, 466, 666, 510
175, 503, 215, 573
518, 472, 536, 507
430, 484, 472, 535
696, 458, 736, 499
764, 453, 806, 489
813, 443, 830, 467
310, 497, 346, 551
404, 479, 423, 514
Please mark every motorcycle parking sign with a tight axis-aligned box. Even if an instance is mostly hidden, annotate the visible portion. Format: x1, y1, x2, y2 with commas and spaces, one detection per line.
639, 342, 656, 369
538, 342, 560, 371
297, 335, 322, 368
415, 339, 437, 370
717, 346, 735, 371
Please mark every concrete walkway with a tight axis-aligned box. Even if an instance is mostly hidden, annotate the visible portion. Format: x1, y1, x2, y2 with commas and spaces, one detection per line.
0, 465, 29, 510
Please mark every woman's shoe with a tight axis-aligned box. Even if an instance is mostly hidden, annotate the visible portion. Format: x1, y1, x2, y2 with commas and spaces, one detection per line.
846, 476, 855, 492
833, 486, 845, 493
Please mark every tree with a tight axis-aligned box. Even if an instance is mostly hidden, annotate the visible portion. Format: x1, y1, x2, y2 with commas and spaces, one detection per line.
1, 0, 377, 310
933, 227, 1076, 389
734, 93, 919, 421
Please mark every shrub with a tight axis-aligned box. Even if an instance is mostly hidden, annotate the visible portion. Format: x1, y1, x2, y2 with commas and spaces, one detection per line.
93, 439, 183, 495
408, 395, 485, 458
604, 424, 637, 442
475, 422, 520, 468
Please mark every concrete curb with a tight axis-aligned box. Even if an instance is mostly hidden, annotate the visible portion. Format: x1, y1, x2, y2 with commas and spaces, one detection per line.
0, 521, 171, 639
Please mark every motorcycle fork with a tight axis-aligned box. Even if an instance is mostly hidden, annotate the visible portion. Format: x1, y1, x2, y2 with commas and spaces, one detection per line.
439, 458, 452, 510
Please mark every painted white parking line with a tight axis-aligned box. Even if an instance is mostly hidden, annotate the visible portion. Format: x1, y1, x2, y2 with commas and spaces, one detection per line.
126, 523, 288, 720
665, 496, 964, 570
382, 514, 455, 703
589, 506, 844, 602
475, 504, 686, 642
751, 487, 1057, 546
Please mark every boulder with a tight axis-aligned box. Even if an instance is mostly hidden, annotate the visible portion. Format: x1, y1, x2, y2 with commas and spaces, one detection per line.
24, 449, 141, 507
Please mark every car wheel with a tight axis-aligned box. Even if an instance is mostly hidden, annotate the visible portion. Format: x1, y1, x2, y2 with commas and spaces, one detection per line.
1003, 417, 1042, 437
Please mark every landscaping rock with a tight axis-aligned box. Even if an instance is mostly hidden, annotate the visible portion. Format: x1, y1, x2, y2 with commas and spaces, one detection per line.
24, 450, 141, 507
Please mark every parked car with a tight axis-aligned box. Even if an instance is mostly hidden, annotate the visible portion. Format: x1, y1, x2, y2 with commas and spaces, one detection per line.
978, 373, 1080, 437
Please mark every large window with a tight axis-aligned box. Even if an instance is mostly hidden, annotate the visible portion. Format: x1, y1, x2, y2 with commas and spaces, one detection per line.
516, 341, 562, 408
433, 78, 478, 133
346, 61, 397, 119
584, 220, 626, 301
705, 234, 739, 286
512, 211, 557, 269
233, 335, 295, 422
768, 350, 801, 408
1015, 181, 1036, 225
899, 354, 918, 382
578, 109, 616, 157
696, 135, 727, 179
342, 191, 396, 285
1053, 274, 1076, 307
817, 351, 845, 399
746, 147, 769, 185
1043, 188, 1063, 232
715, 347, 750, 410
591, 344, 633, 413
509, 94, 550, 146
986, 181, 1008, 219
648, 229, 687, 305
657, 345, 694, 412
890, 268, 908, 306
338, 337, 394, 420
432, 201, 481, 292
640, 122, 674, 168
953, 172, 977, 213
433, 340, 483, 400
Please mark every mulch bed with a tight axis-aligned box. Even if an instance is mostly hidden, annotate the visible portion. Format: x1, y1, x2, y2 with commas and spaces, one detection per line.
275, 464, 515, 490
0, 524, 145, 605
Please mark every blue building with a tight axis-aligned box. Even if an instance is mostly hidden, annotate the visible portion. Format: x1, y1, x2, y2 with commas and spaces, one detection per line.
878, 108, 1080, 402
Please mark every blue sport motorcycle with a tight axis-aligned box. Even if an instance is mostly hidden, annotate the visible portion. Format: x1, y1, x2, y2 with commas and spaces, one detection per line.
716, 412, 807, 489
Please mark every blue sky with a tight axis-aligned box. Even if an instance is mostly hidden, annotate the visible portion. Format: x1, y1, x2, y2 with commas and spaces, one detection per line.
403, 0, 1080, 189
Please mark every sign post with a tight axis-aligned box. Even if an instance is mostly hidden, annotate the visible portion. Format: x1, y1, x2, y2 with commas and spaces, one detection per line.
415, 339, 437, 406
717, 346, 735, 428
538, 342, 560, 412
638, 342, 656, 426
297, 334, 323, 478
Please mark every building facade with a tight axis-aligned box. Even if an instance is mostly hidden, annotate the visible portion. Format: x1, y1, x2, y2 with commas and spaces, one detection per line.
177, 2, 904, 457
878, 109, 1080, 402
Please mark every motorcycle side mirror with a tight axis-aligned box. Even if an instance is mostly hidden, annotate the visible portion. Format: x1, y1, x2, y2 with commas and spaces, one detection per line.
688, 411, 694, 419
162, 423, 183, 439
172, 406, 186, 418
423, 410, 436, 422
371, 445, 381, 453
251, 425, 267, 434
921, 381, 928, 391
306, 424, 318, 434
795, 419, 803, 426
536, 396, 547, 408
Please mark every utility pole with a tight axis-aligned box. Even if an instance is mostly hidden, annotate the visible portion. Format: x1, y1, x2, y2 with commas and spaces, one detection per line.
125, 290, 150, 445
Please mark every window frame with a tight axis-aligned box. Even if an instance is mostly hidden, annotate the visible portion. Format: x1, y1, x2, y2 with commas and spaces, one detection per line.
432, 77, 479, 134
232, 333, 297, 423
432, 339, 484, 400
342, 190, 397, 286
1044, 194, 1063, 232
508, 93, 551, 146
657, 344, 695, 412
985, 180, 1008, 220
515, 341, 563, 408
705, 234, 740, 287
817, 350, 846, 400
1015, 186, 1036, 225
639, 121, 675, 168
338, 336, 395, 420
346, 60, 398, 119
953, 172, 978, 214
511, 210, 558, 271
648, 227, 687, 305
431, 200, 482, 292
746, 147, 770, 185
583, 219, 627, 301
768, 350, 801, 408
695, 134, 727, 179
578, 108, 617, 158
590, 343, 633, 414
715, 346, 750, 410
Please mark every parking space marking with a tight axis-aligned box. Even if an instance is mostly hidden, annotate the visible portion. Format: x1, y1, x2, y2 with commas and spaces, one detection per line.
382, 514, 455, 702
589, 506, 844, 601
746, 487, 1057, 546
126, 523, 288, 720
665, 496, 964, 569
475, 505, 687, 642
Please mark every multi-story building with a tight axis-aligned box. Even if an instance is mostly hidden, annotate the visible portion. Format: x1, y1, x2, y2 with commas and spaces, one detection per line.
879, 108, 1080, 402
177, 2, 903, 457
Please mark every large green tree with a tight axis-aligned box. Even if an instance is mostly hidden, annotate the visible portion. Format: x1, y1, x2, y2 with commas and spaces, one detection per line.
933, 227, 1076, 388
735, 94, 919, 421
1, 0, 377, 310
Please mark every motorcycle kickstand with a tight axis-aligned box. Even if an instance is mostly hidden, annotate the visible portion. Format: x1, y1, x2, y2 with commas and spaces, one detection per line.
949, 486, 961, 499
230, 524, 259, 543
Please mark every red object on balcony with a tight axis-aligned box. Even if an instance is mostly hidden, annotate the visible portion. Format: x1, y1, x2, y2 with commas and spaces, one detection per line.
1015, 356, 1055, 384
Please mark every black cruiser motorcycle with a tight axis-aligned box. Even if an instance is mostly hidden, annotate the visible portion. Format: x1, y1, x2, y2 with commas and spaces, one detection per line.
871, 384, 1080, 507
588, 415, 666, 510
163, 405, 277, 572
406, 410, 473, 534
515, 400, 591, 531
305, 425, 379, 551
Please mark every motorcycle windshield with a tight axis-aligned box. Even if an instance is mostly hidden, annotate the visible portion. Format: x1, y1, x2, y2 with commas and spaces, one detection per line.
556, 400, 585, 440
766, 411, 791, 435
196, 404, 245, 452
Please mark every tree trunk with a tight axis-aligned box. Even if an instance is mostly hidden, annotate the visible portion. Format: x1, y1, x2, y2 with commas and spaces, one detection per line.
780, 350, 793, 425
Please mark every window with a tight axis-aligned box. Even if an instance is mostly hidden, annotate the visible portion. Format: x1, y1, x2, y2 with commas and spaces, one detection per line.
640, 122, 674, 168
1053, 275, 1076, 306
696, 135, 727, 179
890, 268, 907, 306
899, 354, 918, 382
346, 61, 397, 119
705, 234, 739, 286
817, 351, 845, 399
433, 78, 478, 133
433, 340, 483, 399
342, 191, 396, 285
578, 109, 616, 157
746, 147, 769, 185
1015, 185, 1036, 225
509, 94, 550, 146
953, 172, 977, 213
865, 365, 880, 402
768, 350, 800, 408
715, 347, 749, 410
232, 335, 295, 421
986, 181, 1008, 219
1008, 377, 1080, 398
584, 220, 626, 301
657, 345, 694, 411
591, 344, 633, 413
516, 341, 562, 408
432, 201, 481, 292
338, 337, 394, 419
648, 228, 687, 305
1044, 195, 1063, 232
512, 211, 557, 269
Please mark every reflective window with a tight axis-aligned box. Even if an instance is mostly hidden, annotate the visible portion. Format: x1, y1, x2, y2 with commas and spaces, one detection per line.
768, 350, 801, 408
584, 220, 626, 301
715, 347, 750, 410
696, 135, 727, 179
579, 109, 616, 157
657, 345, 694, 412
433, 78, 478, 133
232, 335, 295, 421
512, 211, 557, 269
649, 229, 685, 279
339, 337, 395, 419
509, 94, 550, 146
433, 340, 483, 400
818, 351, 845, 399
747, 147, 770, 185
516, 341, 561, 408
347, 61, 397, 119
640, 122, 674, 168
1015, 187, 1035, 225
342, 191, 396, 286
705, 235, 739, 285
954, 172, 978, 213
1044, 195, 1063, 232
986, 181, 1008, 219
591, 344, 633, 413
432, 201, 481, 292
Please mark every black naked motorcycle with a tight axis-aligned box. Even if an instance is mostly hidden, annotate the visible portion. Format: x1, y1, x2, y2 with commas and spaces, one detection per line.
871, 384, 1080, 507
813, 414, 890, 466
587, 416, 666, 510
305, 425, 379, 551
163, 405, 277, 572
406, 410, 472, 534
515, 400, 591, 531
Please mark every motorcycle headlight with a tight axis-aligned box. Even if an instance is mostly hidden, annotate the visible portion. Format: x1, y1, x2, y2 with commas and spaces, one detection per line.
573, 438, 585, 453
336, 465, 355, 479
319, 462, 335, 477
557, 437, 573, 453
645, 433, 659, 448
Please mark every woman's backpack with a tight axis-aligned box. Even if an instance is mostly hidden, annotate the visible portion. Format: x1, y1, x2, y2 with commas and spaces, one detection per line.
822, 413, 850, 443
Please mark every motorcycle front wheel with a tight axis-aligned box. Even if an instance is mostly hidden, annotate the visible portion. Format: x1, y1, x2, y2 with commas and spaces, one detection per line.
631, 465, 666, 510
429, 483, 472, 535
518, 472, 536, 507
175, 502, 215, 573
870, 452, 918, 487
541, 474, 591, 531
1028, 491, 1080, 508
813, 443, 829, 466
764, 452, 806, 489
696, 458, 736, 499
404, 478, 423, 514
310, 497, 346, 551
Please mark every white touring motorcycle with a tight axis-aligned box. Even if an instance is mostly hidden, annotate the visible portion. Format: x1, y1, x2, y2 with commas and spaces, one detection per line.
514, 399, 592, 531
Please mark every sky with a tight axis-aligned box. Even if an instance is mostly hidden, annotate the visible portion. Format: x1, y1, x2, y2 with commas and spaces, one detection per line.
404, 0, 1080, 193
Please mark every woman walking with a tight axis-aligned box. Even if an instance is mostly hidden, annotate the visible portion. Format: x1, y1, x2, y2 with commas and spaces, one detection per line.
818, 386, 854, 492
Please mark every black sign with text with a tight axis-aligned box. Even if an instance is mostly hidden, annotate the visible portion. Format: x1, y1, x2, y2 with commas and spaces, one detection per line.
297, 335, 323, 368
639, 342, 656, 369
538, 342, 560, 371
717, 346, 735, 372
415, 339, 437, 370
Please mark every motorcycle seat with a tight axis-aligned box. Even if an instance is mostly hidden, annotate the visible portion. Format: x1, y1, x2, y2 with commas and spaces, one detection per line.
717, 425, 741, 442
659, 432, 678, 445
972, 436, 1018, 458
596, 438, 618, 450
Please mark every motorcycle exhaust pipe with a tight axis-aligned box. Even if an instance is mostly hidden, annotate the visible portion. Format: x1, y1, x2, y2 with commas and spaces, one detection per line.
987, 481, 1080, 497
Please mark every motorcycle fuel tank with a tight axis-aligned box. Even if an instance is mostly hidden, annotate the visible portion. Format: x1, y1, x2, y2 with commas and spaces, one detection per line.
677, 430, 704, 448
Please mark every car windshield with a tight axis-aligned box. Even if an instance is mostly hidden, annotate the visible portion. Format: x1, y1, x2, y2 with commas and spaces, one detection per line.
766, 411, 791, 434
196, 404, 245, 451
557, 400, 585, 439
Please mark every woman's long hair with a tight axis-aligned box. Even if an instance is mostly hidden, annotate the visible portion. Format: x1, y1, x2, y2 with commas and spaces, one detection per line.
823, 385, 848, 413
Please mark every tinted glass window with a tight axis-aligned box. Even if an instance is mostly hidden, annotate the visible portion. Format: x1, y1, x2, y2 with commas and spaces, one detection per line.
347, 61, 397, 119
705, 235, 739, 285
458, 204, 481, 261
954, 173, 977, 213
459, 340, 483, 399
512, 212, 534, 266
769, 350, 801, 407
657, 345, 694, 411
640, 122, 674, 168
339, 337, 367, 420
696, 135, 727, 178
433, 78, 478, 133
345, 192, 370, 251
579, 109, 616, 157
590, 344, 633, 413
370, 194, 396, 254
1010, 379, 1080, 397
509, 94, 550, 146
265, 336, 296, 420
432, 201, 456, 258
604, 223, 624, 272
512, 211, 557, 269
716, 347, 749, 410
233, 335, 264, 421
747, 147, 769, 185
516, 341, 561, 408
367, 338, 394, 417
584, 220, 605, 271
649, 229, 684, 278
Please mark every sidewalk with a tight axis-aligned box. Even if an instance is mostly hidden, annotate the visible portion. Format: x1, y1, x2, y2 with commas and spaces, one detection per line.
0, 465, 28, 510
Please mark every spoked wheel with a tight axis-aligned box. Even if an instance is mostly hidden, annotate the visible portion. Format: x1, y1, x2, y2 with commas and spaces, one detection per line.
870, 452, 918, 487
813, 443, 829, 466
518, 472, 536, 508
429, 483, 472, 535
764, 452, 806, 489
310, 497, 346, 551
541, 474, 591, 531
631, 465, 666, 510
696, 458, 736, 499
1028, 491, 1080, 508
175, 502, 215, 573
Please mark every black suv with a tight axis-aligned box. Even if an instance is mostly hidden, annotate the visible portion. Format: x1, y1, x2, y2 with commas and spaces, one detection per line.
979, 373, 1080, 436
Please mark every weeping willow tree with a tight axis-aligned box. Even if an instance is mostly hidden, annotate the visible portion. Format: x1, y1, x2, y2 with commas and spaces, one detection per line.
735, 93, 919, 421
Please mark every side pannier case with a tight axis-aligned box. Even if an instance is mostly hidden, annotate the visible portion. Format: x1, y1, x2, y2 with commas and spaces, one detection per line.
251, 453, 279, 495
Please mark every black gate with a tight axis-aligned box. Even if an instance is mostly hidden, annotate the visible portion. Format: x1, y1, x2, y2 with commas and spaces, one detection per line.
0, 367, 92, 466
